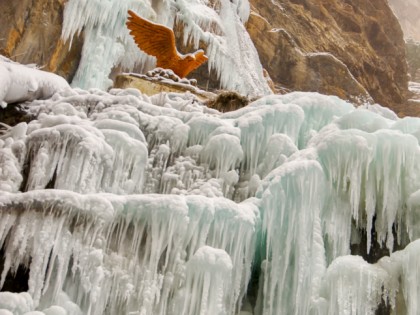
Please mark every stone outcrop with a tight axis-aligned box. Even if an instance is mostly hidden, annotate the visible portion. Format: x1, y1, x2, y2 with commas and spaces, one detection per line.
247, 0, 408, 111
0, 0, 82, 82
388, 0, 420, 41
406, 39, 420, 83
114, 72, 216, 102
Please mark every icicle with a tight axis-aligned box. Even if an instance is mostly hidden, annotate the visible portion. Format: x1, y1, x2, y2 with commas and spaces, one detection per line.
205, 197, 259, 313
256, 160, 326, 315
0, 188, 258, 315
236, 103, 304, 176
387, 240, 420, 315
0, 144, 24, 192
176, 246, 232, 315
100, 130, 147, 194
315, 127, 374, 260
25, 124, 114, 193
0, 191, 114, 308
275, 92, 354, 148
200, 134, 243, 177
256, 133, 298, 179
315, 124, 420, 259
321, 256, 389, 315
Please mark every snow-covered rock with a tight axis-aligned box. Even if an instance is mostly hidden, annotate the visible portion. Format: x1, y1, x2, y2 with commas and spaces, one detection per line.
0, 57, 70, 108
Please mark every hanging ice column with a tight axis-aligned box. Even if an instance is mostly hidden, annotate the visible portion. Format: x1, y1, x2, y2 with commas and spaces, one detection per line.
320, 256, 390, 315
62, 0, 156, 89
174, 0, 272, 97
0, 191, 258, 315
174, 246, 233, 315
313, 115, 420, 261
318, 239, 420, 315
62, 0, 272, 97
255, 160, 327, 315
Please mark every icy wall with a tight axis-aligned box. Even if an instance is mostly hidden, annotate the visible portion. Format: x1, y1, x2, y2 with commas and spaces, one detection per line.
2, 84, 420, 314
61, 0, 271, 97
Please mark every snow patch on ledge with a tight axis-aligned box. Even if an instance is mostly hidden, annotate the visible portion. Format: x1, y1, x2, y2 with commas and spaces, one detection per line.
0, 56, 70, 108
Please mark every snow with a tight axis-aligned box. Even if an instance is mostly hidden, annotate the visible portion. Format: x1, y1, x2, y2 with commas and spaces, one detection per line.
409, 81, 420, 95
0, 57, 70, 108
4, 63, 420, 314
0, 292, 34, 315
0, 291, 81, 315
61, 0, 271, 97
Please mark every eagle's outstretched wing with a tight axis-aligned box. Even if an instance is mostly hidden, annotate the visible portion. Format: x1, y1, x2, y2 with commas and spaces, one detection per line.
126, 10, 178, 62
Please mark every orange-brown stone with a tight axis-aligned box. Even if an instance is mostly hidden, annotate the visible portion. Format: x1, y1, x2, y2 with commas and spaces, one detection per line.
126, 10, 208, 78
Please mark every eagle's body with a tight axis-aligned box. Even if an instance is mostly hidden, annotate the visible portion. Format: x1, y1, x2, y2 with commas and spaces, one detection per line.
126, 10, 208, 78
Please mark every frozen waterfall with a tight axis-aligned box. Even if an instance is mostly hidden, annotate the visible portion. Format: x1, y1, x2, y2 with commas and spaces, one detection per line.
61, 0, 272, 97
2, 81, 420, 314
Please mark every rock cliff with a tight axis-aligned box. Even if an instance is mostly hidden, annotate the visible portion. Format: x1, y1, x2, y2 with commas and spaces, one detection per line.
247, 0, 408, 111
0, 0, 82, 82
0, 0, 409, 113
406, 39, 420, 82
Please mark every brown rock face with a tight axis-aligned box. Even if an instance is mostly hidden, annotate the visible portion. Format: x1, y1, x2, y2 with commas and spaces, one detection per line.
0, 0, 82, 81
406, 39, 420, 83
247, 0, 409, 110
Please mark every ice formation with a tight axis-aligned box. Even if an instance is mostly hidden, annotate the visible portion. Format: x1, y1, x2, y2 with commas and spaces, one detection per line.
3, 71, 420, 314
61, 0, 271, 97
176, 246, 233, 315
255, 160, 326, 315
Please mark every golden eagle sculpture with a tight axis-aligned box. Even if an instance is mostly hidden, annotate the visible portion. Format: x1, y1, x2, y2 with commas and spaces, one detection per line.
126, 10, 208, 78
